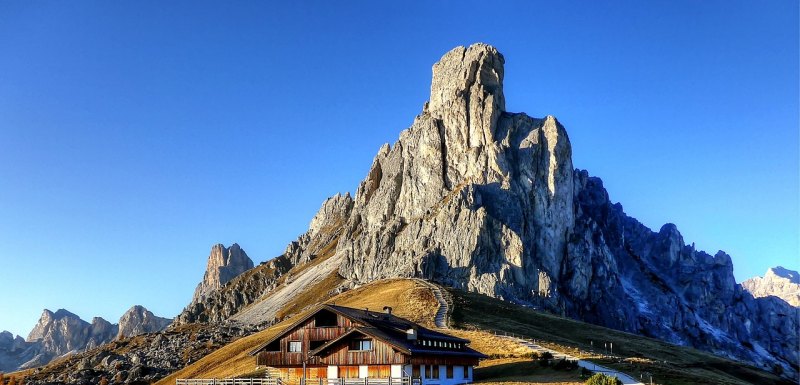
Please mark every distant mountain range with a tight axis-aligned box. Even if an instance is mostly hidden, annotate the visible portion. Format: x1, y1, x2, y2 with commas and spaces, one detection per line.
5, 43, 798, 384
0, 305, 170, 372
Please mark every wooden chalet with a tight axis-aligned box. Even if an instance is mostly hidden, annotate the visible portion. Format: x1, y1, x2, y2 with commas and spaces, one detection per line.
249, 305, 486, 385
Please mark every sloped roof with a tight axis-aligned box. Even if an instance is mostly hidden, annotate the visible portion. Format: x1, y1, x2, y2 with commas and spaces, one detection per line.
249, 304, 485, 359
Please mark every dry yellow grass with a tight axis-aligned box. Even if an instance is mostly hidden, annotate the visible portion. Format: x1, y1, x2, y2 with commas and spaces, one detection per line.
474, 358, 583, 385
155, 279, 439, 385
444, 329, 534, 357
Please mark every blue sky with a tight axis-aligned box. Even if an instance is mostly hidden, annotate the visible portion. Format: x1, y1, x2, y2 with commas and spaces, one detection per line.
0, 1, 797, 337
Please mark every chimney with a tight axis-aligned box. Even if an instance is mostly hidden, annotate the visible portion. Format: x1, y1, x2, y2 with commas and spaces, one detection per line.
383, 306, 393, 315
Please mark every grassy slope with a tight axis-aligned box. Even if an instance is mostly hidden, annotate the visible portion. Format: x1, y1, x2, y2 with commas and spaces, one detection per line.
156, 279, 790, 385
449, 288, 792, 385
155, 279, 439, 385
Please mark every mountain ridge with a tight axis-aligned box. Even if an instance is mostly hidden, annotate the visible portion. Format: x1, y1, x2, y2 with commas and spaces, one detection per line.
0, 305, 172, 372
178, 43, 798, 378
743, 266, 800, 307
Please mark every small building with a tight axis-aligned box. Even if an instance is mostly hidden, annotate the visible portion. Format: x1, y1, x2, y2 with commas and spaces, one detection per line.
249, 304, 486, 385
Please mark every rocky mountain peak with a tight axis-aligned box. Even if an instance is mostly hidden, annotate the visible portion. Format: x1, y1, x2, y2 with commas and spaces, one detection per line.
27, 309, 84, 342
117, 305, 172, 339
743, 266, 800, 307
169, 43, 798, 378
429, 43, 505, 115
768, 266, 799, 284
191, 243, 255, 304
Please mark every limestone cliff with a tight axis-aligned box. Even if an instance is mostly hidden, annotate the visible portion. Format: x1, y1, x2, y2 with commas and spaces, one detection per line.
173, 43, 798, 377
743, 267, 800, 307
175, 194, 353, 325
2, 305, 172, 372
20, 309, 118, 369
191, 243, 255, 305
117, 305, 172, 339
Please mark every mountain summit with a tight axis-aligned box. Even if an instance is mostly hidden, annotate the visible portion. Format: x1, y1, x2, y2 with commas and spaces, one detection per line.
179, 43, 797, 376
191, 243, 254, 304
743, 266, 800, 307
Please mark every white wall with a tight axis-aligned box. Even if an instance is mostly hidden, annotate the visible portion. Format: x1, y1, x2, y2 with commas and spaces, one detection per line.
327, 365, 338, 379
390, 364, 403, 378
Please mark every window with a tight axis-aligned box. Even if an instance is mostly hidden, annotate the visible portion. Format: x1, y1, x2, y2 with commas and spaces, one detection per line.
432, 365, 440, 379
288, 341, 302, 352
412, 365, 420, 378
264, 340, 280, 352
446, 365, 453, 379
424, 365, 432, 379
463, 366, 469, 379
349, 339, 372, 351
310, 340, 326, 350
315, 310, 338, 327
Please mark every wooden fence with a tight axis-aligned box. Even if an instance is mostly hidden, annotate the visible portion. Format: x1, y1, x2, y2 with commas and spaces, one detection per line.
177, 379, 283, 385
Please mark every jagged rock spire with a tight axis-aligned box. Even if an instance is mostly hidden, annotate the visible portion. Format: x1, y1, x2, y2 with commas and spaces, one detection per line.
191, 243, 254, 304
429, 43, 505, 114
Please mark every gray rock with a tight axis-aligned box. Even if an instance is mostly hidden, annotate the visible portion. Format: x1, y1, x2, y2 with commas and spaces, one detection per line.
117, 305, 172, 339
140, 43, 800, 380
743, 266, 800, 307
190, 243, 255, 304
24, 323, 252, 385
19, 309, 120, 369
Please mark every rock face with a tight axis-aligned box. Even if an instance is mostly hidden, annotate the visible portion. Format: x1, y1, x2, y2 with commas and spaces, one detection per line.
117, 306, 172, 339
23, 323, 252, 385
191, 243, 255, 305
1, 306, 172, 372
175, 194, 353, 325
0, 330, 34, 372
21, 309, 119, 369
272, 44, 796, 376
169, 43, 799, 378
743, 267, 800, 307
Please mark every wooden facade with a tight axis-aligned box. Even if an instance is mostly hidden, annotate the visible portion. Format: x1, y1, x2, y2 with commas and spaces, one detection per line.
250, 305, 485, 385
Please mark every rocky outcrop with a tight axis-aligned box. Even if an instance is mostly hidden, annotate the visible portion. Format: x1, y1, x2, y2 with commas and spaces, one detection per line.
191, 243, 255, 305
2, 306, 172, 373
23, 323, 252, 385
175, 194, 353, 325
277, 44, 795, 376
0, 330, 34, 372
20, 309, 119, 369
117, 306, 172, 339
167, 43, 796, 378
743, 267, 800, 307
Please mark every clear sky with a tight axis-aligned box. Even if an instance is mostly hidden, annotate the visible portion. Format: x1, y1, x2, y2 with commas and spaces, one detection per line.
0, 1, 797, 338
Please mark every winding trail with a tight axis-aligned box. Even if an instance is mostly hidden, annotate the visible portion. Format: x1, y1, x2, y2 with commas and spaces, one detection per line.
414, 279, 452, 328
506, 336, 644, 385
415, 279, 644, 384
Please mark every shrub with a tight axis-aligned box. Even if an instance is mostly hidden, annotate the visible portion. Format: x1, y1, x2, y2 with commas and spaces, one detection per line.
522, 351, 540, 360
538, 351, 554, 366
585, 373, 622, 385
553, 358, 578, 371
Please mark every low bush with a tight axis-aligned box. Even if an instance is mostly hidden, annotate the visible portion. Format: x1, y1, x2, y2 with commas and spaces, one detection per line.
553, 358, 578, 371
521, 351, 540, 359
585, 373, 622, 385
